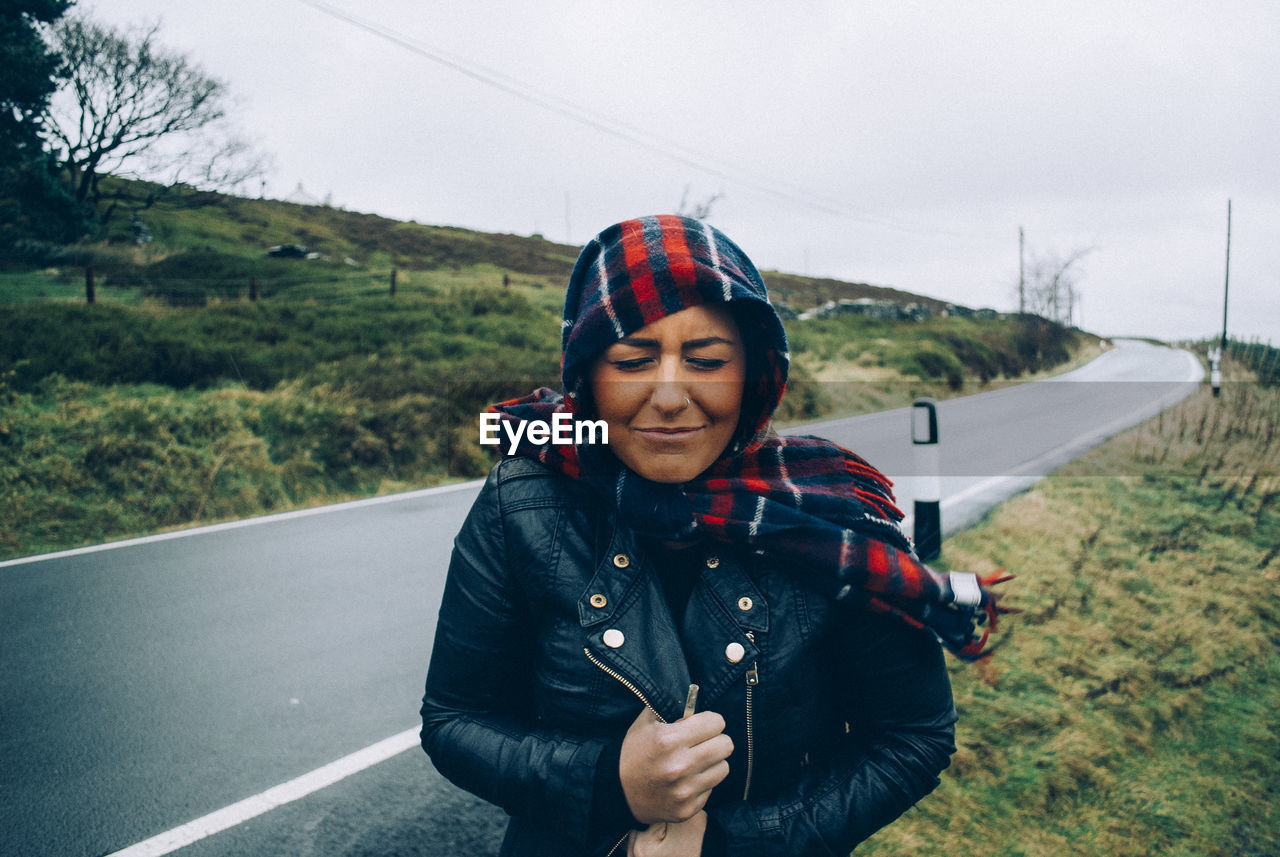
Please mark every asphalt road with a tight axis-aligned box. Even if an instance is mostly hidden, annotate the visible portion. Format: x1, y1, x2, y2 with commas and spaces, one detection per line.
0, 340, 1201, 857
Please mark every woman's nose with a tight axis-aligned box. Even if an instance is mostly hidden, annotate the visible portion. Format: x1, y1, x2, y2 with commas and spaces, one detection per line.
649, 380, 691, 415
648, 362, 691, 415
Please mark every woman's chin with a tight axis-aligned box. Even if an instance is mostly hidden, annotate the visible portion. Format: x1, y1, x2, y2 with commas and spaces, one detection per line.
624, 456, 709, 484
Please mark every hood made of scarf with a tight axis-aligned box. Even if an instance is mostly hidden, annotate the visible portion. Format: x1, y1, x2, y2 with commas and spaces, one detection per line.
559, 214, 789, 457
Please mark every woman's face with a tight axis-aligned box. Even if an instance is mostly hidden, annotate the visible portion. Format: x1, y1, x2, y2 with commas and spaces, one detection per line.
589, 304, 747, 484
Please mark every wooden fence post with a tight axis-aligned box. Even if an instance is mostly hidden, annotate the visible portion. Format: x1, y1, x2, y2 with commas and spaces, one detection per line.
390, 268, 398, 297
249, 276, 259, 301
85, 267, 95, 304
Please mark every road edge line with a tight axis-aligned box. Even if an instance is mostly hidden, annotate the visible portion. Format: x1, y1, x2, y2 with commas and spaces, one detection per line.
103, 728, 421, 857
0, 479, 484, 569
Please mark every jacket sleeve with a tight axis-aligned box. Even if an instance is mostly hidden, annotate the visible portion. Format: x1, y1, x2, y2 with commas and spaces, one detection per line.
708, 611, 958, 857
419, 465, 616, 853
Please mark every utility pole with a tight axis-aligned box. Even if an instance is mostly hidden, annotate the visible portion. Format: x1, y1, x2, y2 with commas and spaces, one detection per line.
1221, 199, 1231, 352
1018, 226, 1025, 314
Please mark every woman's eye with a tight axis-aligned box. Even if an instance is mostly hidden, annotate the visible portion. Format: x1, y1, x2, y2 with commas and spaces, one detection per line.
609, 358, 653, 371
688, 358, 730, 370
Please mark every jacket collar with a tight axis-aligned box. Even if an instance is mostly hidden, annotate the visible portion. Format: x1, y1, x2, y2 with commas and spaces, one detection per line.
580, 526, 767, 722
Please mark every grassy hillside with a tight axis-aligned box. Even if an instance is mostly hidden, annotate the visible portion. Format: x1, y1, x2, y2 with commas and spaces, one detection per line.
859, 359, 1279, 856
0, 181, 1093, 559
2, 178, 991, 313
8, 177, 580, 268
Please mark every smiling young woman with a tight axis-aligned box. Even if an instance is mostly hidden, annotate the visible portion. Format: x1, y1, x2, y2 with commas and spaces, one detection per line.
589, 304, 747, 485
421, 215, 1005, 857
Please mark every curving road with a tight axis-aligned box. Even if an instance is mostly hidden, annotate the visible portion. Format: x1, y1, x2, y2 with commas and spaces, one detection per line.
0, 340, 1201, 857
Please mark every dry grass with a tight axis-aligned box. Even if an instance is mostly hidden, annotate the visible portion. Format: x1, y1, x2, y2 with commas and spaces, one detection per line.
857, 364, 1280, 856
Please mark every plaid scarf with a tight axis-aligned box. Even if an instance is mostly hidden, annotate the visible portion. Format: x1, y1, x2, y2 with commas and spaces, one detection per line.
493, 215, 1004, 659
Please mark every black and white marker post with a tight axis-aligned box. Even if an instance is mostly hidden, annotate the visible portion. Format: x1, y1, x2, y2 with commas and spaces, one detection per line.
911, 397, 942, 562
1208, 345, 1222, 398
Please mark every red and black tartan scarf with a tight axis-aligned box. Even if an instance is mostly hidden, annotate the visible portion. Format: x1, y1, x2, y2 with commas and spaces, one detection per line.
494, 215, 1005, 659
492, 389, 1003, 660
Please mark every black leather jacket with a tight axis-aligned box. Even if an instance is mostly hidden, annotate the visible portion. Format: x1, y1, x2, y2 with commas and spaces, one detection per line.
421, 458, 957, 857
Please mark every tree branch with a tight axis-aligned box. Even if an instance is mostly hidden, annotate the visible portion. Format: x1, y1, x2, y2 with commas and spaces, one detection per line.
44, 13, 266, 208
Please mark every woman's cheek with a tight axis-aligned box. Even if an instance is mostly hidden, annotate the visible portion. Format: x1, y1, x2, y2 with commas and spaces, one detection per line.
694, 379, 746, 420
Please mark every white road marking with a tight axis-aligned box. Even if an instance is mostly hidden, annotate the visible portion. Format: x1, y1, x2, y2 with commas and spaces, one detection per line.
104, 728, 421, 857
0, 479, 483, 569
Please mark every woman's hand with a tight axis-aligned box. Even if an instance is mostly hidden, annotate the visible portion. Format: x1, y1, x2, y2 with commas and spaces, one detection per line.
619, 707, 733, 824
627, 812, 707, 857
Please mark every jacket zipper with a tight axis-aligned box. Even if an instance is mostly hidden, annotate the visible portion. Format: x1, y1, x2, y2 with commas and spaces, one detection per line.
583, 647, 667, 723
586, 647, 661, 857
743, 632, 759, 801
585, 642, 761, 808
605, 831, 630, 857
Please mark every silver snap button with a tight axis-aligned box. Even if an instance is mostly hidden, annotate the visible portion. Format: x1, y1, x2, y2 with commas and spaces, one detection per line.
705, 556, 720, 568
613, 554, 630, 568
589, 593, 607, 608
737, 597, 753, 611
725, 642, 745, 664
603, 629, 625, 648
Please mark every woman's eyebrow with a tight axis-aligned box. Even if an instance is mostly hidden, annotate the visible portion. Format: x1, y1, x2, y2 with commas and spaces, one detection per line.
614, 336, 659, 348
683, 336, 737, 349
612, 336, 737, 348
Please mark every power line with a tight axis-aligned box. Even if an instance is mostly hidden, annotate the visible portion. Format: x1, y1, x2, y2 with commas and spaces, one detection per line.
294, 0, 973, 239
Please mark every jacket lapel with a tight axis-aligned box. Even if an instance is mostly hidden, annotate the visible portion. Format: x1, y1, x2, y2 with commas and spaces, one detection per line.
579, 528, 691, 723
682, 551, 767, 707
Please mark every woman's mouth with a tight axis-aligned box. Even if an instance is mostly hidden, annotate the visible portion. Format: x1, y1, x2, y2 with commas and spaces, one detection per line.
634, 426, 703, 441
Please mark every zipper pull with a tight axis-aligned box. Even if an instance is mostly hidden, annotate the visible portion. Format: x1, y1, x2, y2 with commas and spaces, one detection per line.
744, 633, 759, 686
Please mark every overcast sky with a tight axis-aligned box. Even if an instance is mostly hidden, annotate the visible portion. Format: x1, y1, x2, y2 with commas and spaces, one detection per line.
81, 1, 1276, 343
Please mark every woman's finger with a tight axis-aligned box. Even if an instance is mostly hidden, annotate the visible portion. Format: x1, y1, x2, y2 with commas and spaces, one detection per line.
687, 732, 735, 771
675, 710, 726, 742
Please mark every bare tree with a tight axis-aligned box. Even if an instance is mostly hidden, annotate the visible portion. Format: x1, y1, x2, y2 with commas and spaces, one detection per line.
677, 184, 725, 220
43, 14, 268, 210
1020, 246, 1091, 327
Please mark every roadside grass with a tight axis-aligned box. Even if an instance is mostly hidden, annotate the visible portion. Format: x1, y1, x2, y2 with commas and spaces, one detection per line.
857, 368, 1280, 856
1, 285, 562, 391
780, 314, 1099, 423
0, 285, 565, 559
0, 374, 502, 559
